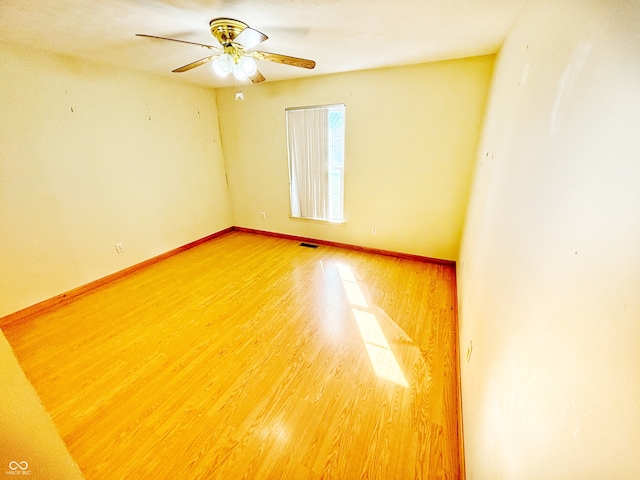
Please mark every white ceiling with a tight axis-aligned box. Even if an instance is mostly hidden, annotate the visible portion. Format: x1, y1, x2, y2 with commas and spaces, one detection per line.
0, 0, 525, 87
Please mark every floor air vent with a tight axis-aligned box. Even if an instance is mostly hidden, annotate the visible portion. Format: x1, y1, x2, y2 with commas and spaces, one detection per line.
299, 242, 319, 249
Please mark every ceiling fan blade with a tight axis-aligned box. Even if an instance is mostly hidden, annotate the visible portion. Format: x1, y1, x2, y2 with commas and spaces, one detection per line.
251, 51, 316, 69
172, 55, 218, 73
249, 69, 266, 84
234, 27, 268, 50
135, 34, 221, 50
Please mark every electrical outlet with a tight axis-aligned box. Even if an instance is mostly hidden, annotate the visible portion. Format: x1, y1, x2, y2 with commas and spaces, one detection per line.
261, 212, 266, 220
371, 227, 377, 235
115, 243, 124, 254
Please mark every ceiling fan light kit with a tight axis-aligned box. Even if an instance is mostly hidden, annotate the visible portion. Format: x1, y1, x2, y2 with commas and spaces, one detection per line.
211, 53, 234, 77
216, 54, 258, 82
238, 55, 258, 75
137, 17, 316, 90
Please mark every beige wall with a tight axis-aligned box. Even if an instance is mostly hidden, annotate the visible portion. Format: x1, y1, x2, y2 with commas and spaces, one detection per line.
0, 42, 233, 318
0, 333, 84, 479
458, 0, 640, 478
217, 57, 494, 261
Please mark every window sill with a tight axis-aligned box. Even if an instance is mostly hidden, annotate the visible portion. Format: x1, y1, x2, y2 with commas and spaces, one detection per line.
289, 216, 345, 226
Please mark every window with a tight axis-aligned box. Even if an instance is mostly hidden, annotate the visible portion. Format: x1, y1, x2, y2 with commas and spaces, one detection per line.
286, 104, 345, 223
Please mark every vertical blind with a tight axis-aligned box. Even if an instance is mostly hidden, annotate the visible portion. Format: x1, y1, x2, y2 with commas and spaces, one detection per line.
286, 104, 345, 222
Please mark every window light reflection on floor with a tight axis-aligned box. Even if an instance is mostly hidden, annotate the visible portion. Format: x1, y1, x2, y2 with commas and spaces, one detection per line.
341, 281, 368, 308
353, 309, 409, 387
337, 263, 409, 388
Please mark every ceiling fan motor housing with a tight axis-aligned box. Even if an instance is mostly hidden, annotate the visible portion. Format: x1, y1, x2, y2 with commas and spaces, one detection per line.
209, 18, 249, 46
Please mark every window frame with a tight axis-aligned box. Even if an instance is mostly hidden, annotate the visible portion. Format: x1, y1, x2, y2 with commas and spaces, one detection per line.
285, 103, 346, 225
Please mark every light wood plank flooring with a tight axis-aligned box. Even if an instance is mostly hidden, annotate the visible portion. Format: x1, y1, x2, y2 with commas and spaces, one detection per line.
3, 231, 461, 479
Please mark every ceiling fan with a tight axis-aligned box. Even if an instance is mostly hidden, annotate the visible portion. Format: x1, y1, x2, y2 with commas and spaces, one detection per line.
136, 18, 316, 84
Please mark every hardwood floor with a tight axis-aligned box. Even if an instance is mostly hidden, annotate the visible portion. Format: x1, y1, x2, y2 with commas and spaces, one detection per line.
3, 231, 461, 479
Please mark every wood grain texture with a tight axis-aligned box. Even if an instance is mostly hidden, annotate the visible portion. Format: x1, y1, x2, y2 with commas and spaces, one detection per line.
0, 227, 234, 328
3, 231, 461, 479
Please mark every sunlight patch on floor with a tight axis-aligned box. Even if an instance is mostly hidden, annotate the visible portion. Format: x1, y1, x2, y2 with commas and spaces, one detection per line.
337, 263, 409, 387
